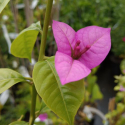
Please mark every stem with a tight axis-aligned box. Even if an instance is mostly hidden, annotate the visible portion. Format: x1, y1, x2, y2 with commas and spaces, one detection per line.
18, 115, 24, 121
25, 77, 33, 81
29, 0, 53, 125
44, 56, 49, 60
39, 0, 53, 61
29, 85, 37, 125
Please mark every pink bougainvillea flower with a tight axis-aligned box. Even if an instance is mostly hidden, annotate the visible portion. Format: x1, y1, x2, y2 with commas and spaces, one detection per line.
122, 37, 125, 42
38, 113, 48, 122
52, 20, 111, 85
119, 85, 125, 92
123, 69, 125, 74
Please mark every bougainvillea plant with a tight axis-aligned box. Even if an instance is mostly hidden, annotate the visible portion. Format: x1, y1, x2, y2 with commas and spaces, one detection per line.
0, 0, 111, 125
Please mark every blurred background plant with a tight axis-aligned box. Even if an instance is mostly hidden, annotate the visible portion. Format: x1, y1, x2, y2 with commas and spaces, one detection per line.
1, 0, 125, 125
84, 66, 103, 104
74, 66, 104, 125
105, 59, 125, 125
60, 0, 125, 57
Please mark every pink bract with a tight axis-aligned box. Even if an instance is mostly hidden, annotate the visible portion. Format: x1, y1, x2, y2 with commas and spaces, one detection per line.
123, 69, 125, 74
38, 113, 48, 121
119, 85, 125, 92
122, 37, 125, 42
52, 20, 111, 85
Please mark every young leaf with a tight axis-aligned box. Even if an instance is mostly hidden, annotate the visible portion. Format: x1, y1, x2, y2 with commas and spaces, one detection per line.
0, 0, 10, 13
9, 121, 28, 125
33, 56, 84, 125
0, 68, 26, 94
11, 22, 42, 61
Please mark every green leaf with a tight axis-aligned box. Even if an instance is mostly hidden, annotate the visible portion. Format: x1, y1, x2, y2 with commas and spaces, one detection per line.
116, 116, 125, 125
33, 56, 84, 125
117, 92, 124, 98
0, 0, 10, 13
36, 100, 51, 118
92, 84, 103, 101
9, 121, 28, 125
116, 92, 124, 102
117, 103, 125, 113
87, 75, 97, 93
11, 22, 42, 61
114, 86, 120, 91
0, 68, 26, 94
120, 59, 125, 74
91, 66, 99, 74
40, 100, 51, 113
